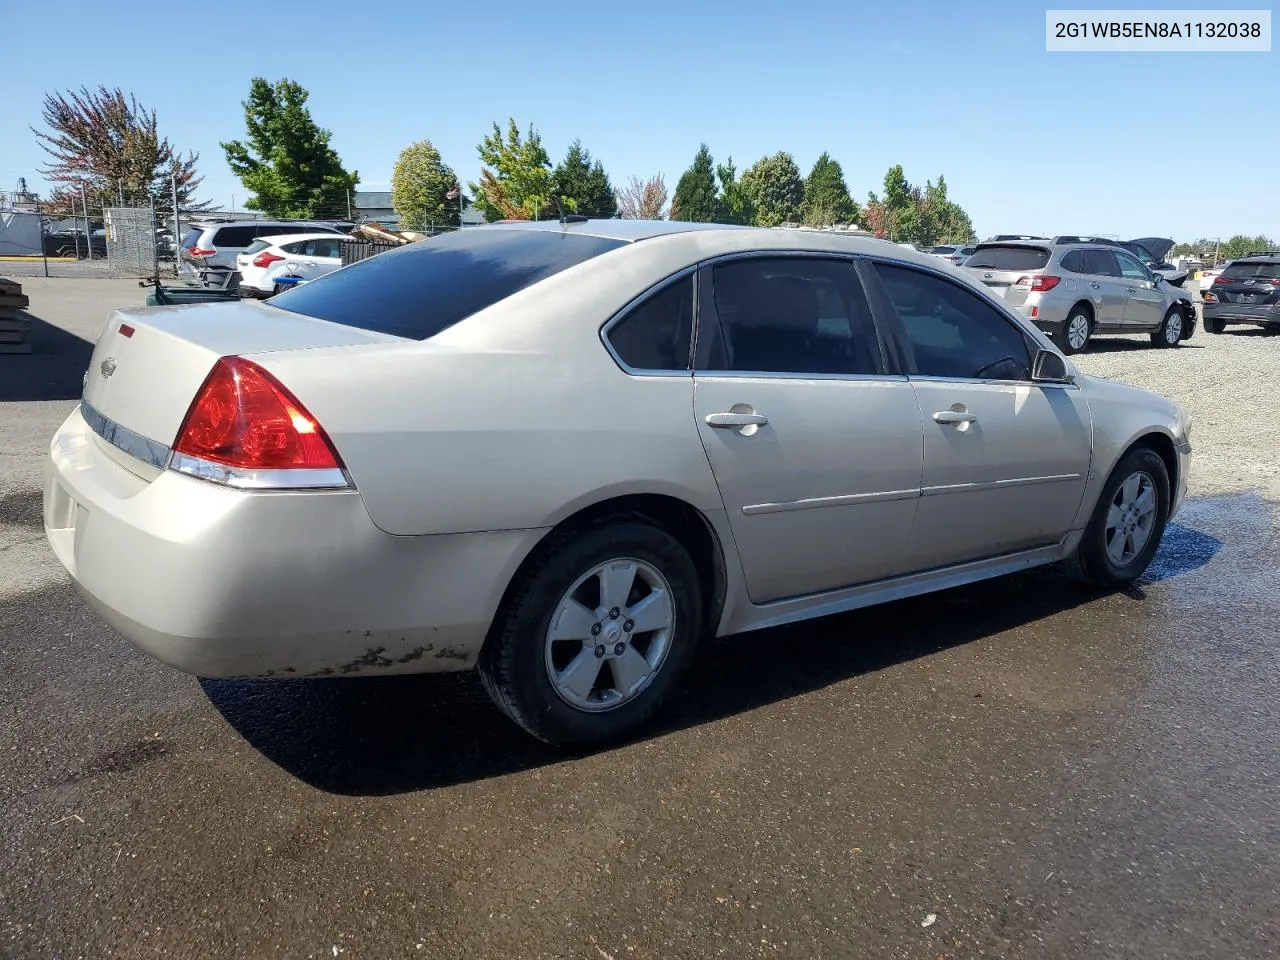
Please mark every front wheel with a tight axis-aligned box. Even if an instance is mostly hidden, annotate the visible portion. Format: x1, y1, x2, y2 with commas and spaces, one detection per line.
1151, 308, 1183, 348
1061, 447, 1170, 587
478, 520, 704, 747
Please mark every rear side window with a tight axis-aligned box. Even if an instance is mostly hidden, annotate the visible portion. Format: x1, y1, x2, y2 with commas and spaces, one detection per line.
1061, 251, 1086, 273
181, 228, 204, 250
212, 226, 258, 247
963, 245, 1051, 271
605, 275, 694, 371
1082, 249, 1121, 276
1222, 261, 1280, 279
270, 228, 626, 340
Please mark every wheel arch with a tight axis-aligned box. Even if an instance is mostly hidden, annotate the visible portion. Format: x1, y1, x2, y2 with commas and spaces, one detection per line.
482, 492, 731, 652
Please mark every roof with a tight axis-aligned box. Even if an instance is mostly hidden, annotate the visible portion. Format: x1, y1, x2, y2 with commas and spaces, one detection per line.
254, 232, 349, 245
483, 218, 749, 242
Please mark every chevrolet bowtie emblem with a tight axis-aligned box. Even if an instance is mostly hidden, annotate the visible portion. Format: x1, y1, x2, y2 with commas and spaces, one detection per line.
100, 357, 117, 379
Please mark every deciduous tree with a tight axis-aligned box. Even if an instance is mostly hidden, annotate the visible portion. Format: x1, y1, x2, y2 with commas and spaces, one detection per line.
33, 85, 207, 214
471, 119, 554, 222
391, 140, 459, 231
740, 152, 804, 227
551, 140, 617, 218
616, 174, 668, 220
222, 78, 358, 219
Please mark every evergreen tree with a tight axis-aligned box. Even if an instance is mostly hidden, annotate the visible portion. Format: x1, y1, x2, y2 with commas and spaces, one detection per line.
671, 144, 719, 222
551, 140, 617, 218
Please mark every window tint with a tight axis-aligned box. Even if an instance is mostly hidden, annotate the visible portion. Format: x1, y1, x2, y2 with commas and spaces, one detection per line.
269, 228, 626, 340
1222, 261, 1280, 279
1114, 252, 1150, 281
929, 245, 958, 254
605, 275, 694, 371
874, 262, 1031, 381
1060, 250, 1086, 273
1079, 249, 1120, 277
702, 257, 879, 375
963, 245, 1051, 270
211, 226, 258, 247
278, 241, 304, 254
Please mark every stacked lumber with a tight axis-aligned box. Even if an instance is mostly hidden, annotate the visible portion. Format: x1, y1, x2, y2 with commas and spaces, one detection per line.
0, 278, 32, 354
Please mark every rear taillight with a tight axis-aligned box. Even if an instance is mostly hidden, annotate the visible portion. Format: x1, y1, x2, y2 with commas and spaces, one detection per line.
170, 356, 347, 489
1203, 292, 1218, 303
1213, 275, 1231, 284
189, 247, 217, 257
252, 251, 284, 268
1017, 275, 1061, 292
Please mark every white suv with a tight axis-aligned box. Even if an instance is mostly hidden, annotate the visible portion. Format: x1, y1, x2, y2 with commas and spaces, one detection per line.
180, 220, 345, 289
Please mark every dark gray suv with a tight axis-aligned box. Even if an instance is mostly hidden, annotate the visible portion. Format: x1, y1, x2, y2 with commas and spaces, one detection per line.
1203, 252, 1280, 333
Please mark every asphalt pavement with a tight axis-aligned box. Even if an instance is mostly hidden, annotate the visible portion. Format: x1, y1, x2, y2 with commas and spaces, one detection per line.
2, 279, 1277, 959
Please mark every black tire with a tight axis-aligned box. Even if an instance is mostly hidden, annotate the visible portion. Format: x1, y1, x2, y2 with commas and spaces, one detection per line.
1205, 317, 1226, 334
1057, 304, 1092, 355
478, 519, 704, 747
1150, 308, 1183, 348
1060, 446, 1170, 587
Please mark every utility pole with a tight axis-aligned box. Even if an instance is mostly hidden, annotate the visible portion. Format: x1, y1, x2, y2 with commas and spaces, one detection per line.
172, 174, 181, 277
347, 190, 353, 220
117, 180, 124, 205
80, 182, 90, 261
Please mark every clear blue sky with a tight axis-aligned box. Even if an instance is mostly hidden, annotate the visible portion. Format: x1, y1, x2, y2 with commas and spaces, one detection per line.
2, 0, 1275, 240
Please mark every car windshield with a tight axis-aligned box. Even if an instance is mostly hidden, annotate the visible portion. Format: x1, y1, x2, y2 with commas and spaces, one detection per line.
269, 228, 627, 340
1221, 261, 1280, 279
964, 245, 1051, 270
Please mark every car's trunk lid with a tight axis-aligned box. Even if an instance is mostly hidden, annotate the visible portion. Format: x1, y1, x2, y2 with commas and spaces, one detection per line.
963, 244, 1052, 306
81, 300, 403, 470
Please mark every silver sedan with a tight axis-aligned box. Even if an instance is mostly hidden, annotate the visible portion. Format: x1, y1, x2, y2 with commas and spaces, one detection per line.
45, 220, 1192, 746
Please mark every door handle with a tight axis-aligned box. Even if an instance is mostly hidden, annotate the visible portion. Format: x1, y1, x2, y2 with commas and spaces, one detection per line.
706, 412, 769, 428
933, 410, 978, 425
1089, 282, 1101, 289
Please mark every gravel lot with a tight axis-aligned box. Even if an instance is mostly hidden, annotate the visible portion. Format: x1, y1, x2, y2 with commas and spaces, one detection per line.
2, 279, 1278, 959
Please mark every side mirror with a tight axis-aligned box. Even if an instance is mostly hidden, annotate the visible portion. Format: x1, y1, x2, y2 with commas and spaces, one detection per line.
1032, 348, 1074, 383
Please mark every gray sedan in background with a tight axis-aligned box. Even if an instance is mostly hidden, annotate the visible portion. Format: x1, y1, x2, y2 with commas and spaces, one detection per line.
964, 239, 1198, 354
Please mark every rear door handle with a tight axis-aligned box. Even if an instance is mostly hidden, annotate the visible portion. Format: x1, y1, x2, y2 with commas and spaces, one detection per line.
1089, 281, 1101, 289
933, 410, 978, 425
706, 412, 769, 428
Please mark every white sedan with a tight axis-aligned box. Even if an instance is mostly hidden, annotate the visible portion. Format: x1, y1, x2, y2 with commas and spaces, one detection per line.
45, 220, 1191, 746
235, 232, 345, 298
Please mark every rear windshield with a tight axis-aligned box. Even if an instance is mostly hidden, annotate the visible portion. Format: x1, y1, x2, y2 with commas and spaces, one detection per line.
269, 228, 627, 340
929, 246, 957, 254
242, 239, 271, 255
1222, 261, 1280, 279
963, 245, 1051, 271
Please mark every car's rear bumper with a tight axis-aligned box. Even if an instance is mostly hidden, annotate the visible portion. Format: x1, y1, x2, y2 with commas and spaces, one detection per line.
1203, 302, 1280, 325
44, 406, 547, 678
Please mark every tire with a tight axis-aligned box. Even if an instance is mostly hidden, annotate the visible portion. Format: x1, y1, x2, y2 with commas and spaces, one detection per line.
1060, 446, 1170, 588
1206, 317, 1226, 334
1150, 308, 1183, 348
478, 519, 704, 747
1057, 305, 1092, 355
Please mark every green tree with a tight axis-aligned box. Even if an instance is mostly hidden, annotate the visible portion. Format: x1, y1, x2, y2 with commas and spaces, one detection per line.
864, 166, 975, 245
390, 140, 459, 231
551, 140, 617, 218
470, 118, 553, 222
740, 152, 804, 227
221, 78, 358, 219
671, 143, 719, 222
801, 152, 856, 227
715, 157, 754, 225
1220, 234, 1276, 261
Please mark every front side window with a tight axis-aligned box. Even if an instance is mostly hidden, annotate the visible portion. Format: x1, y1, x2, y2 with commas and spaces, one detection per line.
701, 257, 880, 376
874, 262, 1031, 381
605, 274, 694, 371
1114, 251, 1151, 281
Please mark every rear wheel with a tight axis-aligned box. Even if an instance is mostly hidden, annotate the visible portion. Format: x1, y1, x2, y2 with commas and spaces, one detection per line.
1061, 446, 1170, 587
1058, 306, 1092, 355
478, 520, 703, 747
1206, 317, 1226, 334
1150, 308, 1183, 347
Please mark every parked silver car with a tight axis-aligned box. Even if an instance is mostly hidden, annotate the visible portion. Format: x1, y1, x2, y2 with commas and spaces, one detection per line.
46, 220, 1191, 746
964, 239, 1197, 354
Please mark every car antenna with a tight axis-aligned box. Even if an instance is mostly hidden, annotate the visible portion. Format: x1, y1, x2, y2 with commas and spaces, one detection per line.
549, 192, 587, 226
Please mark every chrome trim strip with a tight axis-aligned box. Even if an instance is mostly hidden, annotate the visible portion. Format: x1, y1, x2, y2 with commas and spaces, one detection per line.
921, 474, 1083, 497
695, 371, 910, 383
909, 374, 1079, 389
742, 488, 919, 515
79, 399, 171, 470
169, 453, 351, 491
